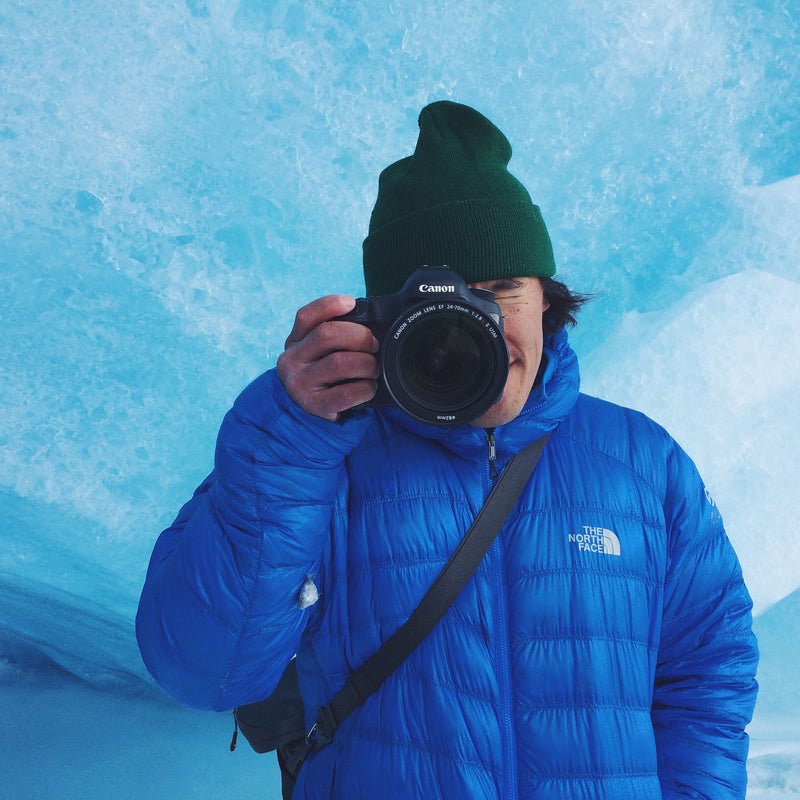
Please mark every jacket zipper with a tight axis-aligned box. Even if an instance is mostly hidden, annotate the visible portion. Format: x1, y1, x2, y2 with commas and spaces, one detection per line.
484, 429, 517, 799
486, 428, 500, 481
493, 537, 518, 799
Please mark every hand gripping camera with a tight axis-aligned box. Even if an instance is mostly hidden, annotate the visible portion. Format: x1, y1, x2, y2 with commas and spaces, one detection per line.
338, 266, 509, 425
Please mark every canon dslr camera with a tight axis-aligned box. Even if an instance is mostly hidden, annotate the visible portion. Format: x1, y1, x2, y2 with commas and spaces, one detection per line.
338, 266, 509, 425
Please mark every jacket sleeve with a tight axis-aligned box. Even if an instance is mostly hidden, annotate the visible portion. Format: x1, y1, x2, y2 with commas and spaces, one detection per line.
652, 440, 759, 799
135, 368, 370, 711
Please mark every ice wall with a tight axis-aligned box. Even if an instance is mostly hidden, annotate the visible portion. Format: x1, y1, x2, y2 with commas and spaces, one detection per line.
582, 262, 800, 614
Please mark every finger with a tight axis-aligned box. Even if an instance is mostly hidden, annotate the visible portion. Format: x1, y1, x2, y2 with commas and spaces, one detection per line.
284, 295, 357, 348
305, 350, 381, 419
278, 338, 380, 418
290, 318, 379, 366
280, 349, 379, 406
309, 378, 378, 421
314, 349, 381, 389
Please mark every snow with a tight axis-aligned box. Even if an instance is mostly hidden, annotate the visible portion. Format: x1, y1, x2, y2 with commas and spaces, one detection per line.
1, 0, 799, 796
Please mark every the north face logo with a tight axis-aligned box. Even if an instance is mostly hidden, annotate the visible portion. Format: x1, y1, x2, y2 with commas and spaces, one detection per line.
568, 525, 621, 556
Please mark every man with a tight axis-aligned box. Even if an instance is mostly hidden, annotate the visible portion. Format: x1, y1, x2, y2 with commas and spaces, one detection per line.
136, 101, 758, 798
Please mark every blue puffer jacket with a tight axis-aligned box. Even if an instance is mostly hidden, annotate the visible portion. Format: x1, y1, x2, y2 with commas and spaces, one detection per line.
136, 329, 758, 799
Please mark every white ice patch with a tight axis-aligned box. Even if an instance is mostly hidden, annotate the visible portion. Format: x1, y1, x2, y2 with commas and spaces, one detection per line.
298, 575, 319, 609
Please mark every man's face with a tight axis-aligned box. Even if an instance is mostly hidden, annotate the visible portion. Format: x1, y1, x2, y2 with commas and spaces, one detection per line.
468, 277, 550, 429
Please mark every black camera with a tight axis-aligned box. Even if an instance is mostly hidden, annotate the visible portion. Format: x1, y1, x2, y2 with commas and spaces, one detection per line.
337, 266, 509, 425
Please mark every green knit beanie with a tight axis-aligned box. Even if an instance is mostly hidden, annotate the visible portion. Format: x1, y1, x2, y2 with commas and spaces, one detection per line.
362, 100, 555, 296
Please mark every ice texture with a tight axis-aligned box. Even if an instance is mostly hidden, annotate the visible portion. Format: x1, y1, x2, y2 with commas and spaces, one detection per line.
1, 0, 799, 797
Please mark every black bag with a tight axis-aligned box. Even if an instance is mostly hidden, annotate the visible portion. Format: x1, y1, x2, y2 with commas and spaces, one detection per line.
231, 660, 304, 753
230, 659, 306, 798
230, 433, 551, 799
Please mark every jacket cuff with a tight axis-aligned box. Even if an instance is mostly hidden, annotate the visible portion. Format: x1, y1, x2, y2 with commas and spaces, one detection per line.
226, 368, 372, 467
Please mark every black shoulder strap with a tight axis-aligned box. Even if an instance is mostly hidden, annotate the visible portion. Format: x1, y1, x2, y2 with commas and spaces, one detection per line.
305, 431, 552, 753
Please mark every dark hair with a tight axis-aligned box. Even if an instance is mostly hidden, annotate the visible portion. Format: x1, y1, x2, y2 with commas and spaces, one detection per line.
541, 277, 594, 333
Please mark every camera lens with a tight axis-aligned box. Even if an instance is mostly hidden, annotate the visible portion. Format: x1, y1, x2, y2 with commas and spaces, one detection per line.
382, 303, 509, 425
401, 313, 488, 405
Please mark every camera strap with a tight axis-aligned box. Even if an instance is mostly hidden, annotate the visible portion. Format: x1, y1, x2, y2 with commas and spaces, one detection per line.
301, 431, 552, 759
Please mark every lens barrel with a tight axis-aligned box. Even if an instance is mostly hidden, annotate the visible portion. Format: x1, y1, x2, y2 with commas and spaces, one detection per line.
381, 300, 509, 425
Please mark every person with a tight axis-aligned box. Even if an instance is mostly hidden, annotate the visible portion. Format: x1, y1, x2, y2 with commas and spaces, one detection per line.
136, 100, 759, 799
